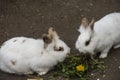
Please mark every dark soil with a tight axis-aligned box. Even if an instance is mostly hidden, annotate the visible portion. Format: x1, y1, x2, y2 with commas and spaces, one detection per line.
0, 0, 120, 80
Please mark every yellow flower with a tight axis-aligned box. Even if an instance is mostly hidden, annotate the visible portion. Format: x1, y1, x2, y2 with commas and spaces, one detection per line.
76, 64, 85, 72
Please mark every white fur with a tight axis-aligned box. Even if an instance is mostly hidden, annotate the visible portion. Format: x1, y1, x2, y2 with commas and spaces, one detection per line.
0, 36, 70, 75
75, 13, 120, 58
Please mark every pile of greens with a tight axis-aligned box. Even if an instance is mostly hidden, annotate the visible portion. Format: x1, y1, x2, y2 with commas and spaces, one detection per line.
51, 54, 105, 80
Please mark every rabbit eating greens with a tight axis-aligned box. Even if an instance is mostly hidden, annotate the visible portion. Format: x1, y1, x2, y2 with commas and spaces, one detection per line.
0, 27, 70, 75
75, 13, 120, 58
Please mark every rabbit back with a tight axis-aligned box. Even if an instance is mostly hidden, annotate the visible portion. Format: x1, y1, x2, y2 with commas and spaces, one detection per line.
94, 13, 120, 47
0, 37, 44, 74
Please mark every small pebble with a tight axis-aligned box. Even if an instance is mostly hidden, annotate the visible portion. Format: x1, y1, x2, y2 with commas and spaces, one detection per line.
30, 26, 33, 29
119, 66, 120, 69
89, 3, 93, 6
97, 78, 100, 80
41, 16, 44, 18
36, 9, 40, 12
79, 9, 82, 11
103, 75, 106, 77
91, 73, 94, 76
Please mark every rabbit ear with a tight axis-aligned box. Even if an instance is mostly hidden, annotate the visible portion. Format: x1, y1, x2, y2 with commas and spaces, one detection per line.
42, 34, 53, 48
52, 30, 59, 39
89, 19, 95, 30
48, 27, 54, 35
81, 17, 88, 28
48, 27, 59, 39
42, 34, 52, 44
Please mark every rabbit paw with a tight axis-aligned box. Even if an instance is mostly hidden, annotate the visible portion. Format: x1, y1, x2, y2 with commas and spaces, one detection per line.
38, 71, 48, 76
99, 53, 108, 58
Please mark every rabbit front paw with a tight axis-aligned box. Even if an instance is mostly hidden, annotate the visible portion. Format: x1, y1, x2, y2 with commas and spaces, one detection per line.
99, 52, 108, 58
38, 71, 48, 76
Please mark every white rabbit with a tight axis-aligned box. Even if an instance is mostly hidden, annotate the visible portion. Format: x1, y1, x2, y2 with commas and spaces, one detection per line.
75, 13, 120, 58
0, 27, 70, 75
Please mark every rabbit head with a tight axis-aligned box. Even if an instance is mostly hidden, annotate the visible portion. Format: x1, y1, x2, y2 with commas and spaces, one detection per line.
75, 18, 95, 54
42, 27, 70, 59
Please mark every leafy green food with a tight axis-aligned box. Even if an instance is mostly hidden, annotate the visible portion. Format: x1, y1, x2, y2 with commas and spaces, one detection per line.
51, 54, 105, 79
